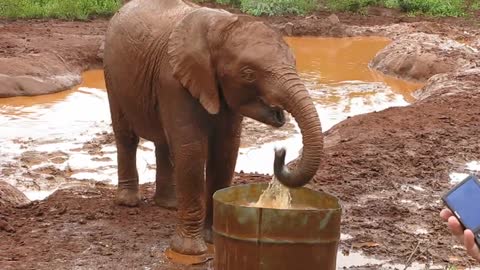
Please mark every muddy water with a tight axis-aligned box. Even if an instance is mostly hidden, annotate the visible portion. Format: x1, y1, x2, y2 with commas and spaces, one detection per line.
285, 36, 422, 101
0, 69, 109, 140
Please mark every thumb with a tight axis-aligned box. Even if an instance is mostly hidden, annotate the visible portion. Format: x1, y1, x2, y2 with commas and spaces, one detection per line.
464, 229, 480, 262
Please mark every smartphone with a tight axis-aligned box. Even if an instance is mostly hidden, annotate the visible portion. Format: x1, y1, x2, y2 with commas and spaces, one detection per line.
442, 174, 480, 247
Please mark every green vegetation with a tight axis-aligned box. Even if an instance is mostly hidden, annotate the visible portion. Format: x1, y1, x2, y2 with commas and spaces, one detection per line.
196, 0, 317, 15
0, 0, 477, 19
326, 0, 475, 17
327, 0, 386, 12
240, 0, 317, 16
199, 0, 480, 16
0, 0, 122, 20
397, 0, 466, 17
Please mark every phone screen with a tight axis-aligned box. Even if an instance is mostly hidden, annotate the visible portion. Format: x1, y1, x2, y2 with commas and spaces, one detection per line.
444, 177, 480, 231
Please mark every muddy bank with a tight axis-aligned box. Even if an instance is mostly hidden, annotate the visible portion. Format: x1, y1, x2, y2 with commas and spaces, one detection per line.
0, 181, 30, 209
0, 19, 106, 97
414, 67, 480, 100
370, 32, 479, 82
309, 89, 480, 266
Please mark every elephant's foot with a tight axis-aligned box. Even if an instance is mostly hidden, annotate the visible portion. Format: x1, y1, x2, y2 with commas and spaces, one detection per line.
170, 232, 207, 255
153, 190, 177, 209
114, 188, 140, 207
203, 227, 213, 244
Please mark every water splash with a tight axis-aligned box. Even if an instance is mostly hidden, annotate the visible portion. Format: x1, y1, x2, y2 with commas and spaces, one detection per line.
252, 176, 292, 209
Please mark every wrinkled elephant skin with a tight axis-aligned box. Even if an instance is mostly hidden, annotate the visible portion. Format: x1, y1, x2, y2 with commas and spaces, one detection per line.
103, 0, 324, 255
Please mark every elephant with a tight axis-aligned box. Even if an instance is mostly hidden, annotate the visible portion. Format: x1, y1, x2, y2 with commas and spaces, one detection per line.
103, 0, 324, 256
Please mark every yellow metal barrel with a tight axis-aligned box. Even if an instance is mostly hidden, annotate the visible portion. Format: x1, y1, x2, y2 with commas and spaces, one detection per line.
213, 183, 342, 270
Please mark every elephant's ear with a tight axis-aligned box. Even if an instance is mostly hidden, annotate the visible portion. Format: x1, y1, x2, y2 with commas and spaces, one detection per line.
168, 8, 237, 114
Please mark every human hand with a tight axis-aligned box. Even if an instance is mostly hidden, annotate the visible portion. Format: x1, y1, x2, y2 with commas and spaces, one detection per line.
440, 208, 480, 262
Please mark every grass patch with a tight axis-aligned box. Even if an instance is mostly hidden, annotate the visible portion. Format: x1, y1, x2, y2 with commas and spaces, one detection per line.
194, 0, 317, 15
326, 0, 469, 16
240, 0, 317, 16
0, 0, 122, 20
398, 0, 466, 17
1, 0, 476, 19
326, 0, 383, 12
198, 0, 474, 17
470, 0, 480, 10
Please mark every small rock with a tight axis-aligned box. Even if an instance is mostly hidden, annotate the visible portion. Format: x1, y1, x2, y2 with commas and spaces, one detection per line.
0, 220, 15, 233
97, 41, 105, 60
284, 22, 294, 36
128, 209, 139, 215
327, 14, 340, 25
0, 181, 31, 208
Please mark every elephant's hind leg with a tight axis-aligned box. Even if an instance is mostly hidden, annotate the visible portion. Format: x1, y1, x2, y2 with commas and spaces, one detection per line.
153, 142, 177, 209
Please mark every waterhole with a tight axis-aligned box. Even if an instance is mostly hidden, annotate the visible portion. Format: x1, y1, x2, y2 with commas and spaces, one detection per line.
0, 36, 423, 198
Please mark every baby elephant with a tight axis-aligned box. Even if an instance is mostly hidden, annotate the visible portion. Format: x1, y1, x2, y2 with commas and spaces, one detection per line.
103, 0, 323, 256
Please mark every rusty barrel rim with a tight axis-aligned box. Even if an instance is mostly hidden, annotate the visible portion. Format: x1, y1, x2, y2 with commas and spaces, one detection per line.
212, 182, 341, 212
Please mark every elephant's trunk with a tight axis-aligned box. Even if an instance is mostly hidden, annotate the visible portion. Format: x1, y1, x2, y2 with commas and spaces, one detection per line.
274, 71, 323, 188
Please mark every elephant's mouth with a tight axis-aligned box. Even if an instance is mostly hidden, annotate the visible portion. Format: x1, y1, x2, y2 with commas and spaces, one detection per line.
238, 101, 286, 128
270, 107, 286, 127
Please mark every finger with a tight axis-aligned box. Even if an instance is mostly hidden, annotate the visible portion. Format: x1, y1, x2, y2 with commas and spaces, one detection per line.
464, 229, 480, 262
448, 216, 465, 242
440, 208, 453, 221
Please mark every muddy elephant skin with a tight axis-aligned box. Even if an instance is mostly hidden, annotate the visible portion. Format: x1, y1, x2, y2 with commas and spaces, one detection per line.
103, 0, 324, 255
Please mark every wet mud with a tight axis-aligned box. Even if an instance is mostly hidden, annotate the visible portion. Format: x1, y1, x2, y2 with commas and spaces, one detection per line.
0, 20, 106, 97
1, 4, 480, 270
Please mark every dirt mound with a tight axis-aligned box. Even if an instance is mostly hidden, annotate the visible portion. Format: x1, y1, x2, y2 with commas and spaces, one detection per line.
0, 19, 106, 97
306, 89, 480, 266
0, 181, 30, 209
369, 33, 479, 82
414, 67, 480, 101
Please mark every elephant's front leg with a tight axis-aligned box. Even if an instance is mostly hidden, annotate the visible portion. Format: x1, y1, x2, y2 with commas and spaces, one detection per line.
170, 139, 208, 255
153, 142, 176, 209
204, 114, 242, 243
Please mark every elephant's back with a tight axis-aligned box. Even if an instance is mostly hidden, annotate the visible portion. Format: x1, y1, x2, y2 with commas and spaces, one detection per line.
103, 0, 196, 141
105, 0, 194, 60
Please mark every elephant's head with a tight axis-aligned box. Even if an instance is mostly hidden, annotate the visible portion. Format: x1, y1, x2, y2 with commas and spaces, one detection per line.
168, 8, 323, 188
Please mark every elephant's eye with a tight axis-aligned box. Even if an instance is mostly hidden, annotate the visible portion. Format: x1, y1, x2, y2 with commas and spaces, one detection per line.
241, 67, 256, 83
